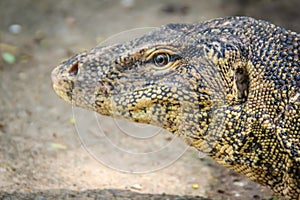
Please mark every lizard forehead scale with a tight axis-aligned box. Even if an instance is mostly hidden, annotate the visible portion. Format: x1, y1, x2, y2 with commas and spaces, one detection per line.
51, 16, 300, 199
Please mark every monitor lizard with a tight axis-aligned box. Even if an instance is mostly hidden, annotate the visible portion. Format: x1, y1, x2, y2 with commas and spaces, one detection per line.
51, 16, 300, 199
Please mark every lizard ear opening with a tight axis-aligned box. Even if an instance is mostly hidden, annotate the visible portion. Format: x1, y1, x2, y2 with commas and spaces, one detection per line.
235, 67, 249, 103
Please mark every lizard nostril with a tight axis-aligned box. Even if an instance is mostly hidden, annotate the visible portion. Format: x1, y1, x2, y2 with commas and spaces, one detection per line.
69, 62, 79, 76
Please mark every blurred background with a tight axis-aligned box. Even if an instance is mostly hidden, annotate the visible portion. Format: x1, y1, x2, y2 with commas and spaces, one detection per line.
1, 0, 299, 199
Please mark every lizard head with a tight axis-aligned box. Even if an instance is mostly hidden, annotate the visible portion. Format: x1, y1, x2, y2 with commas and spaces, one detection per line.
52, 21, 249, 144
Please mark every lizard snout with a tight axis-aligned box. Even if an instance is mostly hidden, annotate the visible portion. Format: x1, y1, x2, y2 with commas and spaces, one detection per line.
51, 63, 75, 104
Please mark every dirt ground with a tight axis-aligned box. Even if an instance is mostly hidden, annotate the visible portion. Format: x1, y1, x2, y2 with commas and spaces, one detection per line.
1, 0, 299, 199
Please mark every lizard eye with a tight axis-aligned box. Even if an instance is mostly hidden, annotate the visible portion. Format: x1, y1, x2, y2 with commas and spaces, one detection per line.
153, 53, 170, 67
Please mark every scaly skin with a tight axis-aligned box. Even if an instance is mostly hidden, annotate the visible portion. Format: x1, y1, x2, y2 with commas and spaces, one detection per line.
51, 16, 300, 199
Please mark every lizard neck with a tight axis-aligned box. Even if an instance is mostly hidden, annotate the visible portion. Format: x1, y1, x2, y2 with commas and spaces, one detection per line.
187, 104, 248, 156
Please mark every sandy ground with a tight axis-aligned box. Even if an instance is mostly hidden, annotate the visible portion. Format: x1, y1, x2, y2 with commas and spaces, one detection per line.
1, 0, 299, 199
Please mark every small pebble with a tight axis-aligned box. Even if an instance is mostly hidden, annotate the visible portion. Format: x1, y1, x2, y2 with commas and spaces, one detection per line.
2, 52, 16, 64
51, 143, 67, 150
130, 183, 143, 190
233, 181, 245, 187
191, 183, 199, 189
234, 192, 241, 197
9, 24, 22, 34
165, 136, 172, 141
69, 118, 76, 124
217, 189, 225, 194
0, 167, 6, 172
